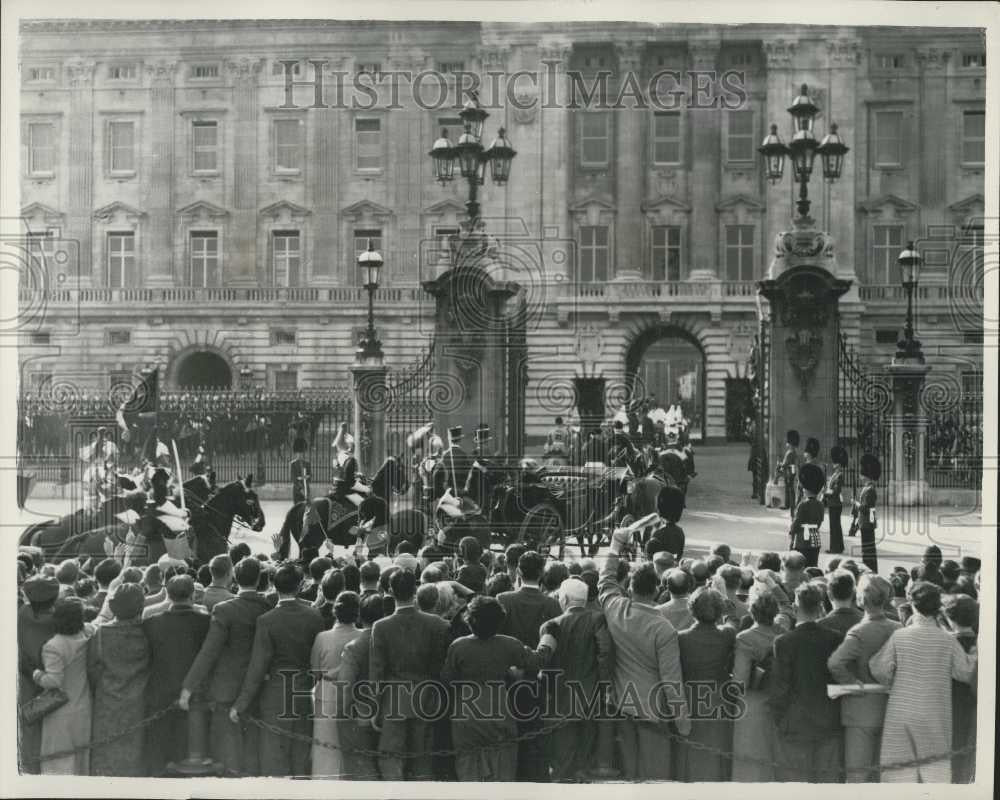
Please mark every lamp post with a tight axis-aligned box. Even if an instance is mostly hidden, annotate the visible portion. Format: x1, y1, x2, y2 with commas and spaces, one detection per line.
895, 241, 924, 363
428, 92, 517, 231
759, 84, 850, 221
357, 239, 384, 361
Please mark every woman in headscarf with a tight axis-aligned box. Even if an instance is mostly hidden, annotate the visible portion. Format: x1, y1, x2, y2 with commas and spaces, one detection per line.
33, 598, 95, 775
87, 582, 150, 776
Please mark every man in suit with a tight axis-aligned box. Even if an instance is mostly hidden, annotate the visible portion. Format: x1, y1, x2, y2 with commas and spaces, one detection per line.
827, 574, 900, 782
338, 593, 385, 780
143, 575, 211, 775
656, 568, 695, 631
230, 563, 324, 777
17, 575, 59, 774
600, 528, 691, 781
497, 549, 562, 780
768, 581, 844, 782
818, 569, 864, 639
201, 554, 235, 612
370, 568, 451, 780
180, 557, 271, 776
543, 577, 614, 781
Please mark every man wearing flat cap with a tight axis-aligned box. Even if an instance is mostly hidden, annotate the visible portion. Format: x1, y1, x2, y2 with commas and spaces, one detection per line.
17, 575, 59, 773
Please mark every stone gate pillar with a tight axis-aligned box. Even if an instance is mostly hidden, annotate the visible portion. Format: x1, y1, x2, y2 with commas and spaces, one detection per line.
886, 361, 931, 505
421, 230, 523, 454
758, 224, 851, 478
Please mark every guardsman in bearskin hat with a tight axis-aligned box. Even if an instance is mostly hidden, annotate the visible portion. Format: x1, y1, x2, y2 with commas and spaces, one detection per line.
645, 484, 686, 560
290, 436, 311, 505
777, 429, 800, 516
790, 461, 826, 567
851, 454, 881, 573
824, 445, 848, 554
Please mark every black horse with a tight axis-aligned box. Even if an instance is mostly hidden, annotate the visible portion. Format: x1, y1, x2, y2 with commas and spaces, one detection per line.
129, 476, 265, 566
274, 456, 409, 560
20, 490, 146, 559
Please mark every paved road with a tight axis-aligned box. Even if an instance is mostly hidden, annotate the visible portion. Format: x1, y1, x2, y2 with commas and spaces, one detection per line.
13, 445, 983, 570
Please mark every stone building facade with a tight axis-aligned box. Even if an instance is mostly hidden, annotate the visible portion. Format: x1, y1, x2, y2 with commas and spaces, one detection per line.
18, 20, 985, 444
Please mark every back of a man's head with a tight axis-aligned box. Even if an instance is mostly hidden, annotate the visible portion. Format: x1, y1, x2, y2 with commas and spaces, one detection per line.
166, 574, 195, 603
666, 568, 691, 598
416, 582, 439, 613
95, 558, 122, 588
229, 542, 252, 564
273, 563, 303, 595
505, 543, 526, 574
143, 564, 163, 589
309, 556, 333, 582
922, 545, 943, 569
209, 554, 234, 582
389, 568, 417, 603
718, 564, 742, 592
794, 581, 825, 620
360, 559, 381, 587
712, 543, 732, 563
56, 559, 80, 585
517, 551, 545, 583
783, 551, 807, 573
234, 556, 262, 589
630, 563, 659, 600
827, 569, 857, 603
689, 560, 709, 586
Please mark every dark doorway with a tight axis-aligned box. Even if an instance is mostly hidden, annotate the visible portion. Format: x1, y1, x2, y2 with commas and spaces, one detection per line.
626, 327, 706, 441
725, 377, 753, 441
175, 351, 232, 389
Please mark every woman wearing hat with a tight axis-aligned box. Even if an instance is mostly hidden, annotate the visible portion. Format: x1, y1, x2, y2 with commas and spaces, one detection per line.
33, 598, 95, 775
87, 583, 150, 776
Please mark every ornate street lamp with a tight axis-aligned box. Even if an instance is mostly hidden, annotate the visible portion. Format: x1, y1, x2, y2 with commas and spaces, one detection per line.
357, 239, 384, 360
761, 83, 849, 220
896, 241, 924, 363
427, 91, 516, 229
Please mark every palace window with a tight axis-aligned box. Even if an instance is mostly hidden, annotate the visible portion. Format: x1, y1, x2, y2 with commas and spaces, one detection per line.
106, 232, 135, 288
579, 112, 611, 167
871, 225, 903, 284
651, 112, 681, 165
354, 228, 383, 282
273, 369, 299, 391
108, 63, 137, 81
962, 110, 985, 165
189, 231, 219, 287
650, 226, 682, 281
272, 230, 301, 288
962, 52, 986, 68
107, 330, 132, 346
727, 110, 755, 162
724, 225, 755, 281
191, 120, 219, 173
273, 118, 303, 173
579, 225, 610, 282
26, 66, 56, 82
272, 60, 302, 76
27, 122, 56, 176
432, 225, 460, 263
190, 63, 220, 80
356, 62, 383, 81
873, 111, 903, 167
107, 120, 136, 174
355, 118, 383, 171
437, 116, 464, 143
875, 53, 906, 69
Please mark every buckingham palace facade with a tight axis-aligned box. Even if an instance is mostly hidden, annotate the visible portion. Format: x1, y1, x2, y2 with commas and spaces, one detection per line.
17, 20, 985, 444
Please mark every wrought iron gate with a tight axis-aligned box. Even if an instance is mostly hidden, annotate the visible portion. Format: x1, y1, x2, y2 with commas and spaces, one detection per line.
750, 322, 770, 505
385, 347, 435, 459
836, 332, 893, 491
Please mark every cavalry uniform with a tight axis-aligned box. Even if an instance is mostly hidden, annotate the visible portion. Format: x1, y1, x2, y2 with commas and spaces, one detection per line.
544, 422, 572, 466
332, 425, 369, 507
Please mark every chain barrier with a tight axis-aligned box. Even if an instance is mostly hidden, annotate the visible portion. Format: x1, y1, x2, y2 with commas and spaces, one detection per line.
22, 701, 977, 782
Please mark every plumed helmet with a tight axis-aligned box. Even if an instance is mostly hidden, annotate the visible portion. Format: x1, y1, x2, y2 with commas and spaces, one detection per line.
656, 484, 686, 523
798, 462, 826, 495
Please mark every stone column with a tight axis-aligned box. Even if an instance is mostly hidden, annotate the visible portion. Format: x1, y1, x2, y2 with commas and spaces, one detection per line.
887, 360, 931, 506
389, 50, 427, 284
686, 39, 721, 281
915, 48, 951, 212
310, 57, 346, 282
351, 361, 389, 479
144, 61, 178, 287
226, 57, 264, 286
538, 40, 572, 280
65, 60, 96, 286
613, 42, 644, 281
826, 38, 861, 287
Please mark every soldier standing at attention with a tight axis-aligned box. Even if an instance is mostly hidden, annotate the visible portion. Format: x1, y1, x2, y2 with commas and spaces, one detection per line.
290, 437, 311, 505
778, 429, 800, 517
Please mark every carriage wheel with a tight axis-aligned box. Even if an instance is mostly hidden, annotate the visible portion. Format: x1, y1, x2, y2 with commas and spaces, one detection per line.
519, 502, 562, 556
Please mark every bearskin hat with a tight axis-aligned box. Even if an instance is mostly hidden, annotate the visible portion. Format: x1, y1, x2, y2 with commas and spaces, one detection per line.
656, 484, 686, 523
829, 445, 848, 467
798, 462, 826, 495
860, 453, 882, 482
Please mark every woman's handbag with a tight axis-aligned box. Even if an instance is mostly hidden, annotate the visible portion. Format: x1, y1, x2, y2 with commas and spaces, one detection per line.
19, 687, 68, 726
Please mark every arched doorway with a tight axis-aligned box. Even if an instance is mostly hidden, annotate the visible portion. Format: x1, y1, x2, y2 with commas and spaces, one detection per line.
626, 327, 706, 441
174, 350, 232, 389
